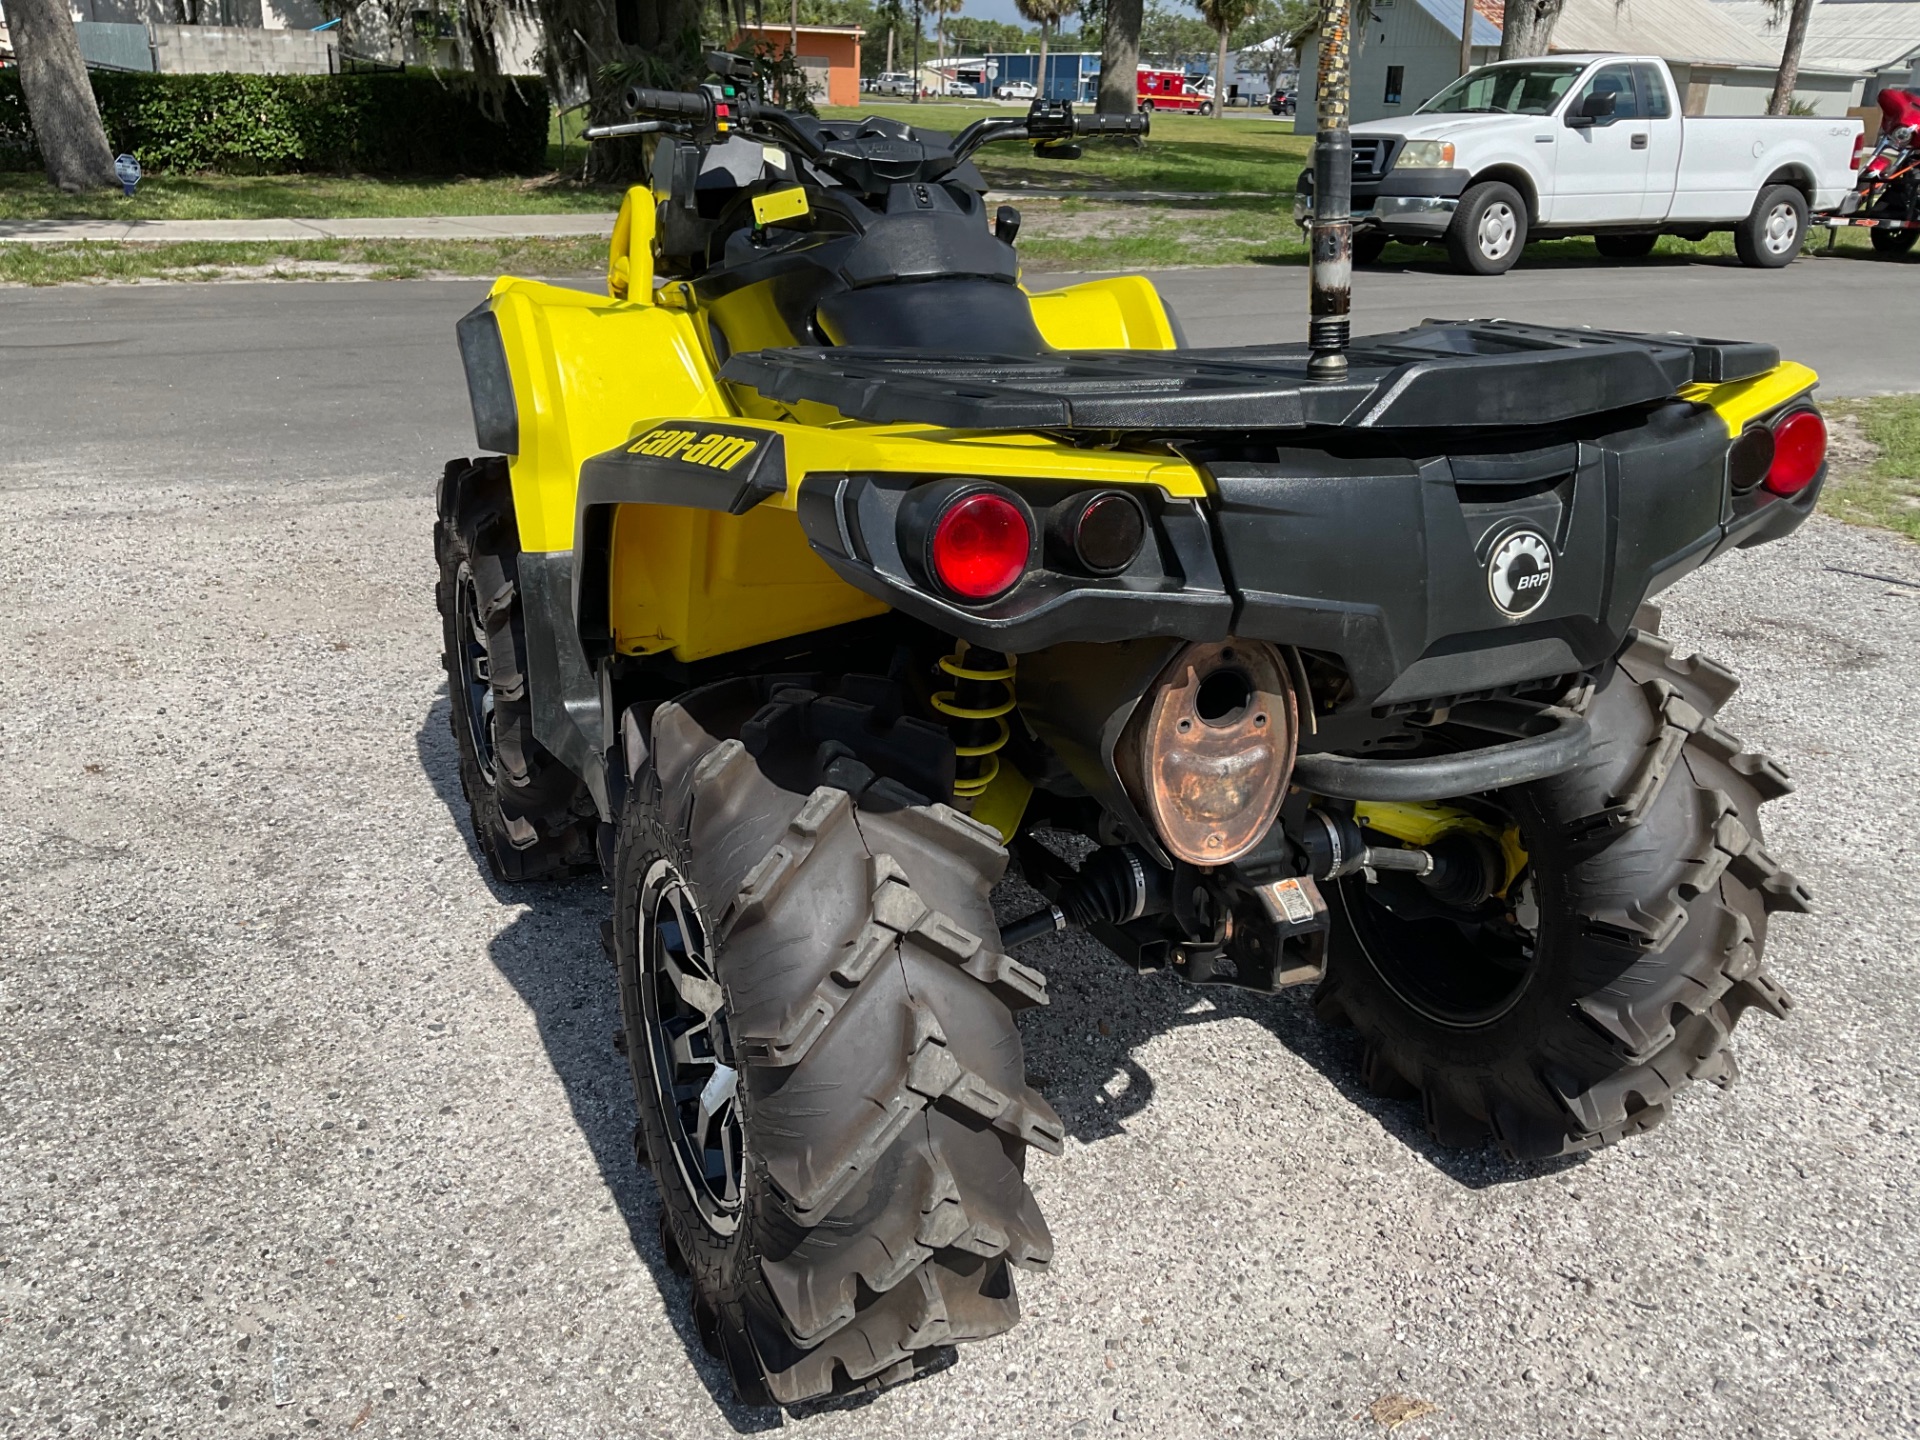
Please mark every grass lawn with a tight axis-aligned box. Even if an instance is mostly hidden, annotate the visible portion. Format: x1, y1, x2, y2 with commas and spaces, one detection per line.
1823, 395, 1920, 541
0, 235, 605, 284
0, 167, 625, 222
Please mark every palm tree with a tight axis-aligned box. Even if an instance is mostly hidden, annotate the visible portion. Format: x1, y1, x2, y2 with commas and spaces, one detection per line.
1196, 0, 1257, 116
930, 0, 964, 77
1764, 0, 1817, 116
1015, 0, 1075, 99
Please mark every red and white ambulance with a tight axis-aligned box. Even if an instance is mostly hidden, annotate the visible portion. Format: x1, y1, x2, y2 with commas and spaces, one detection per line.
1136, 66, 1213, 115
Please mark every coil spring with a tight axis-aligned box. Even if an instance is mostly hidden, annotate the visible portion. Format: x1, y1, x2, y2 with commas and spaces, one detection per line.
931, 643, 1015, 802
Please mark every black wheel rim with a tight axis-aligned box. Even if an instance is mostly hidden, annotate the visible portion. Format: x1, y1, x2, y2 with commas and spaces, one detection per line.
453, 561, 498, 786
638, 858, 743, 1235
1338, 832, 1541, 1029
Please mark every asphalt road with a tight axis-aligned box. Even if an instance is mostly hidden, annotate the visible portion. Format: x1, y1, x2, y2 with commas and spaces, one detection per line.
3, 280, 1918, 1440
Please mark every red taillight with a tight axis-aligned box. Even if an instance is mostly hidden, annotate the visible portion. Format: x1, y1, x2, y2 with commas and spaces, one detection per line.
930, 492, 1031, 599
1765, 409, 1826, 496
1852, 132, 1866, 170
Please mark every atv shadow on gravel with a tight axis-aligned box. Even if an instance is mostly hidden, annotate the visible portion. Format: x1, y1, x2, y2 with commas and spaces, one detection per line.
1001, 880, 1586, 1191
417, 693, 783, 1432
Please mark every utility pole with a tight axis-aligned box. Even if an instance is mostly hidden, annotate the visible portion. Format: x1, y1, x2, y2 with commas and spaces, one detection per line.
912, 0, 922, 101
1459, 0, 1474, 75
1307, 0, 1352, 381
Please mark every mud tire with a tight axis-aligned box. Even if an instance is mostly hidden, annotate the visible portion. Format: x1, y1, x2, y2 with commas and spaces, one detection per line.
434, 457, 596, 882
615, 677, 1060, 1407
1315, 613, 1810, 1161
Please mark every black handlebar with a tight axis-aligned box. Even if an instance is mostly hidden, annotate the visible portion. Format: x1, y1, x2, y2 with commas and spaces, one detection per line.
1075, 114, 1150, 134
623, 85, 712, 119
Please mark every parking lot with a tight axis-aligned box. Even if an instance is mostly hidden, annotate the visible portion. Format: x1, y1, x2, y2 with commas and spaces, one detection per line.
2, 274, 1918, 1439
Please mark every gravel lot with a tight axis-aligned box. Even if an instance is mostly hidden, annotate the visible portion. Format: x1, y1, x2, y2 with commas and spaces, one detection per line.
3, 283, 1917, 1440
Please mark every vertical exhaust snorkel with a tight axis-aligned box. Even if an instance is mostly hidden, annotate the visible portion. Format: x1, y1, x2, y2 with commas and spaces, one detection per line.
1307, 0, 1352, 382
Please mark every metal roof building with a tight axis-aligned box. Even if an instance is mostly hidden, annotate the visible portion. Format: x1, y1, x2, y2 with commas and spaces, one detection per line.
1712, 0, 1920, 97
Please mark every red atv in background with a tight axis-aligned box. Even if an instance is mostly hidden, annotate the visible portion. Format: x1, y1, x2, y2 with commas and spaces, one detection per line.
1822, 87, 1920, 256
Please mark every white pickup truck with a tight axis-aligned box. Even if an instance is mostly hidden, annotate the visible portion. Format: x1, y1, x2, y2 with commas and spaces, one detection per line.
1295, 54, 1862, 275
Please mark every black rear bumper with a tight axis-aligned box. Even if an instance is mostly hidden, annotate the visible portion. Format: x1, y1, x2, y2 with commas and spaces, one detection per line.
796, 400, 1819, 715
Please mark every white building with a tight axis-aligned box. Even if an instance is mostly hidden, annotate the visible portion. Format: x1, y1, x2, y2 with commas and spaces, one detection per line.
1712, 0, 1920, 104
1299, 0, 1867, 127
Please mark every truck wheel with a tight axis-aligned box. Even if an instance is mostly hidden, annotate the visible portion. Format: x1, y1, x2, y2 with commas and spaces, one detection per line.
1869, 227, 1918, 255
1313, 617, 1809, 1162
1353, 232, 1389, 265
1594, 233, 1658, 259
1734, 184, 1807, 268
1199, 100, 1215, 116
434, 457, 597, 882
616, 678, 1061, 1407
1444, 181, 1528, 275
1139, 100, 1155, 114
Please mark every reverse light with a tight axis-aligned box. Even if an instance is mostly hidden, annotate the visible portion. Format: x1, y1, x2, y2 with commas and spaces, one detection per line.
1048, 489, 1148, 575
928, 490, 1032, 600
1397, 140, 1455, 170
1764, 409, 1826, 496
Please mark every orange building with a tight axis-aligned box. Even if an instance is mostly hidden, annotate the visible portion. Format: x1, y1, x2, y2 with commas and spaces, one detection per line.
729, 23, 864, 109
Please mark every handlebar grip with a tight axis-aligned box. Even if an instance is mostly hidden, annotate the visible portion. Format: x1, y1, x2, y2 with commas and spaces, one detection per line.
1074, 114, 1149, 134
624, 86, 710, 119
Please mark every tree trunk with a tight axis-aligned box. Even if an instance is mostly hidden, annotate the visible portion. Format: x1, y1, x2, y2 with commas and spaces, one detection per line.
887, 23, 895, 72
1768, 0, 1815, 115
1037, 20, 1048, 99
1215, 24, 1228, 116
1497, 0, 1564, 60
1458, 0, 1474, 75
8, 0, 118, 194
1096, 0, 1143, 114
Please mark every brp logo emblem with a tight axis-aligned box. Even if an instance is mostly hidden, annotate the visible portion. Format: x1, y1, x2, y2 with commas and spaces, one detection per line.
1487, 529, 1554, 618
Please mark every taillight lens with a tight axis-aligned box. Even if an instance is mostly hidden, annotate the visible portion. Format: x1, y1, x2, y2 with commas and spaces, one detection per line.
930, 491, 1031, 599
1765, 409, 1826, 496
1852, 132, 1865, 170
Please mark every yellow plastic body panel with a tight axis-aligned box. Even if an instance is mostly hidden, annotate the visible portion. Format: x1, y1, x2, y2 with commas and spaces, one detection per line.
487, 276, 725, 552
608, 500, 888, 660
1681, 360, 1819, 436
1028, 274, 1180, 350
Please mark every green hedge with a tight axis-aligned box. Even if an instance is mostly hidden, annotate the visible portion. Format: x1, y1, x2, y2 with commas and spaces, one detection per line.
0, 69, 549, 175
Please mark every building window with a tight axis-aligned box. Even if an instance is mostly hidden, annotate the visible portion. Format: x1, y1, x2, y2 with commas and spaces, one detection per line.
1384, 66, 1404, 105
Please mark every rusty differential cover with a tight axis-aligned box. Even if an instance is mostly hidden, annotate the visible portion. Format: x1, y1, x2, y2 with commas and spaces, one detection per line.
1119, 640, 1297, 866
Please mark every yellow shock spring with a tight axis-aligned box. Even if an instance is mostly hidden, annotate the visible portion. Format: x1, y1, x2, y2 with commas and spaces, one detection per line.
931, 644, 1016, 801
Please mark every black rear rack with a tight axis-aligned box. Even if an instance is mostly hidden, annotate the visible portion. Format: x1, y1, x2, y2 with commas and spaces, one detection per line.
719, 320, 1777, 433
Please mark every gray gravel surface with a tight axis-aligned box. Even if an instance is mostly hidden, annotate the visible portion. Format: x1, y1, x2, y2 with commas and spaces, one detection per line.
3, 283, 1917, 1439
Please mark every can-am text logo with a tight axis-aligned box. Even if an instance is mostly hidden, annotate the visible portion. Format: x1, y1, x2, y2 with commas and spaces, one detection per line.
1487, 529, 1554, 618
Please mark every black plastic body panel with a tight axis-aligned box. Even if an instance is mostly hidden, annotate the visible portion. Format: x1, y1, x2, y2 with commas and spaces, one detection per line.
722, 320, 1778, 432
517, 550, 610, 819
795, 471, 1234, 649
1208, 399, 1735, 709
456, 303, 517, 455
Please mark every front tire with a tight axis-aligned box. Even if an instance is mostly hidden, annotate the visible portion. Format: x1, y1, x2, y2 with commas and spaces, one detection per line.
1445, 180, 1528, 275
434, 457, 596, 882
1734, 183, 1807, 268
1314, 618, 1809, 1161
617, 678, 1061, 1407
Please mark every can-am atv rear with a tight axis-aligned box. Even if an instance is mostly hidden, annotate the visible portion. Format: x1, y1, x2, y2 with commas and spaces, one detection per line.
432, 39, 1816, 1410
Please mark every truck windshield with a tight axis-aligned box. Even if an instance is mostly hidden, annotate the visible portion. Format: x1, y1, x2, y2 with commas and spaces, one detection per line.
1417, 63, 1584, 115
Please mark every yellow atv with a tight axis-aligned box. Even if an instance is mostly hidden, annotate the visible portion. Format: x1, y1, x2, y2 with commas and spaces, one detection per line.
434, 56, 1819, 1408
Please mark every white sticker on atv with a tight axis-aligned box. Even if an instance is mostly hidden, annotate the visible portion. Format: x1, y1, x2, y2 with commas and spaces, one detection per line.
1487, 528, 1554, 619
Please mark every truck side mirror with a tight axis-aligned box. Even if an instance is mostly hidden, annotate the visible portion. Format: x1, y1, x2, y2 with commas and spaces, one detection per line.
1567, 89, 1617, 128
